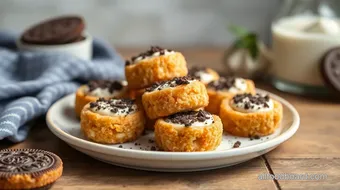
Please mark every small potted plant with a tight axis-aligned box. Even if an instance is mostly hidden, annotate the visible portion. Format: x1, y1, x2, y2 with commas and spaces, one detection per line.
223, 25, 271, 79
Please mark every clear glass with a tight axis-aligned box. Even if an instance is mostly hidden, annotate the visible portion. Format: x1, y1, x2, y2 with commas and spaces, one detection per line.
270, 0, 340, 96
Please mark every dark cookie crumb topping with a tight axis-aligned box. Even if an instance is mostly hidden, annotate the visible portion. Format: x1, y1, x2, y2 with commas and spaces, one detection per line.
232, 93, 270, 110
87, 80, 124, 93
145, 76, 195, 92
165, 110, 213, 127
125, 46, 173, 66
233, 141, 241, 148
188, 66, 208, 80
89, 98, 136, 115
207, 77, 239, 91
249, 135, 261, 140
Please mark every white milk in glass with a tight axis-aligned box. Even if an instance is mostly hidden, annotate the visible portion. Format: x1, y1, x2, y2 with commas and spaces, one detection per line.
271, 16, 340, 86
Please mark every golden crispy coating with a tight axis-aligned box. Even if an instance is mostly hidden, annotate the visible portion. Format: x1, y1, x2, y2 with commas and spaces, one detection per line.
0, 157, 63, 190
142, 81, 209, 119
219, 98, 283, 137
145, 117, 156, 130
128, 88, 145, 100
75, 85, 128, 117
125, 52, 188, 89
154, 115, 223, 152
80, 104, 145, 144
205, 80, 255, 114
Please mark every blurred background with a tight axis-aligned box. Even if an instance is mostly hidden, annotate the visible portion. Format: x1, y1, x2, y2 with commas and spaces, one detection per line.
0, 0, 280, 47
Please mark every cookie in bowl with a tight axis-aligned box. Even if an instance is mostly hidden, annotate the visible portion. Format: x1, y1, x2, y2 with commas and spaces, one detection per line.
80, 98, 145, 144
205, 77, 255, 114
142, 76, 209, 119
17, 15, 92, 60
75, 80, 128, 117
125, 46, 188, 89
188, 66, 219, 85
154, 110, 223, 152
20, 16, 85, 45
219, 93, 283, 137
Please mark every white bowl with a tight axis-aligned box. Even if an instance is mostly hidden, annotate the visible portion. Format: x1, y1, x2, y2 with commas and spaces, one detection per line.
46, 89, 300, 172
16, 32, 92, 60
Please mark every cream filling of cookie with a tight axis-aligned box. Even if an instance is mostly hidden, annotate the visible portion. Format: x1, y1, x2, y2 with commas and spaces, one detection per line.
209, 78, 247, 93
231, 97, 274, 113
168, 115, 214, 127
133, 50, 175, 63
85, 81, 127, 97
227, 78, 247, 93
153, 80, 195, 91
86, 87, 114, 97
196, 71, 215, 84
90, 100, 137, 116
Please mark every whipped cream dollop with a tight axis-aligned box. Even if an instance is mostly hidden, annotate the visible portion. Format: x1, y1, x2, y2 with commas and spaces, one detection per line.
231, 93, 273, 113
85, 80, 127, 97
165, 110, 214, 127
303, 17, 340, 35
207, 77, 247, 93
188, 67, 215, 84
145, 76, 195, 92
89, 98, 137, 116
125, 46, 175, 65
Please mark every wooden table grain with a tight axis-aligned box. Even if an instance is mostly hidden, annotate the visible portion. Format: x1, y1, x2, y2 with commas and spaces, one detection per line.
1, 48, 339, 190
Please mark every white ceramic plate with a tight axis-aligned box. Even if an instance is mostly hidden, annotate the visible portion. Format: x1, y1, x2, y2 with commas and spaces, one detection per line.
46, 89, 300, 172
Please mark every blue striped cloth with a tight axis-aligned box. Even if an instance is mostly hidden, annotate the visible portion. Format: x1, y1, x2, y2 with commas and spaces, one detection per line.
0, 31, 124, 142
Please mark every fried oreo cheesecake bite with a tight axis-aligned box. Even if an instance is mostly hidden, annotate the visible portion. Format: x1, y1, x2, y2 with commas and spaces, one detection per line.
142, 76, 209, 119
205, 77, 255, 114
125, 46, 188, 89
0, 149, 63, 190
220, 93, 283, 137
154, 110, 223, 152
80, 98, 145, 144
75, 80, 128, 117
188, 66, 219, 85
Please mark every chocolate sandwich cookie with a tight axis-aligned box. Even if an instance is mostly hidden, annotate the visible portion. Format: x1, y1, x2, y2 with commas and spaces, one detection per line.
0, 149, 63, 190
21, 16, 85, 45
321, 47, 340, 95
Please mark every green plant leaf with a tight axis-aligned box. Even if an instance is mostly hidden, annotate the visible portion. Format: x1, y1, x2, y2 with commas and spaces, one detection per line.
228, 25, 249, 38
229, 25, 259, 60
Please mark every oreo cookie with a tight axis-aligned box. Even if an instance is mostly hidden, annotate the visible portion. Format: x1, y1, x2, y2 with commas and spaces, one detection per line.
21, 16, 85, 45
0, 149, 63, 190
321, 47, 340, 95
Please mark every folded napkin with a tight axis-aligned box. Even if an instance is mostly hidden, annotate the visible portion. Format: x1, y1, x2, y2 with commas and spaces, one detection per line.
0, 31, 124, 142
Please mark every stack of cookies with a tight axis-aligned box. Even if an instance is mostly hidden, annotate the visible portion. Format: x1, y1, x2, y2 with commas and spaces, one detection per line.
76, 46, 283, 152
125, 46, 223, 152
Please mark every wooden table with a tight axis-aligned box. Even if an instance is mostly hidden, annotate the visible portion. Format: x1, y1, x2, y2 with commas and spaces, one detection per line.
1, 48, 340, 190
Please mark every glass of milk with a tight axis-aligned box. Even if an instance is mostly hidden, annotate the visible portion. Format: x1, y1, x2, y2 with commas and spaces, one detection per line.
270, 0, 340, 96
